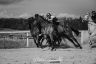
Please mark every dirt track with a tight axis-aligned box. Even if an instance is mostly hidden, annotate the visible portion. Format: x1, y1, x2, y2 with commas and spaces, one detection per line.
0, 48, 96, 64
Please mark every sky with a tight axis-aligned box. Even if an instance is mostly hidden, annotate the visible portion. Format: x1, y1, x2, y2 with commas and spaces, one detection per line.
0, 0, 96, 18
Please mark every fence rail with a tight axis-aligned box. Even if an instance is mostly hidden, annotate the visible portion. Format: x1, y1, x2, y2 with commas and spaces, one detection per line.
0, 30, 32, 47
0, 30, 30, 33
0, 30, 87, 47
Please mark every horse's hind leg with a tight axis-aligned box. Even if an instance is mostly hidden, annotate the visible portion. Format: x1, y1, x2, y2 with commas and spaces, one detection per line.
67, 38, 78, 48
64, 35, 79, 48
63, 34, 77, 47
72, 37, 82, 49
38, 35, 44, 48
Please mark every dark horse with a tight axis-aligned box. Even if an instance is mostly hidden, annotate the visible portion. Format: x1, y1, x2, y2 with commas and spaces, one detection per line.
27, 15, 53, 48
34, 14, 82, 50
34, 14, 55, 49
28, 16, 42, 47
52, 17, 82, 49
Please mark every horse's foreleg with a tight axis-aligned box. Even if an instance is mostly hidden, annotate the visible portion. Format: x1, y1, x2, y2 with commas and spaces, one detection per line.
57, 37, 61, 47
38, 35, 44, 48
49, 34, 56, 51
33, 37, 39, 47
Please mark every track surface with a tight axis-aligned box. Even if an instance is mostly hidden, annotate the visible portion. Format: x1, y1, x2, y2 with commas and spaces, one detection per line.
0, 48, 96, 64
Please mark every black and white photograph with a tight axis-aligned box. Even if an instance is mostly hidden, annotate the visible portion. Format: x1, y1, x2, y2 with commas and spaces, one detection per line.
0, 0, 96, 64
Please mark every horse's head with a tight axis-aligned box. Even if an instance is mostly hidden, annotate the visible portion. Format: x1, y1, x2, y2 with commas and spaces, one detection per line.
27, 17, 35, 24
34, 14, 42, 23
27, 17, 35, 29
27, 17, 35, 22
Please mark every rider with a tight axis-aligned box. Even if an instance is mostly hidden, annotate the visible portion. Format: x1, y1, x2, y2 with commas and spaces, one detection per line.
46, 13, 55, 22
46, 12, 59, 35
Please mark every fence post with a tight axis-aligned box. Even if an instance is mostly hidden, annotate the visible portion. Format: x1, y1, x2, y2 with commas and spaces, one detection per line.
26, 32, 29, 47
81, 30, 89, 44
81, 31, 83, 44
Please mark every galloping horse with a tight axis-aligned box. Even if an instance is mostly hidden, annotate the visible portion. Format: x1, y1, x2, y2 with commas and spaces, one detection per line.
52, 17, 82, 49
28, 14, 82, 50
35, 14, 82, 49
34, 14, 59, 50
56, 19, 82, 49
28, 17, 42, 47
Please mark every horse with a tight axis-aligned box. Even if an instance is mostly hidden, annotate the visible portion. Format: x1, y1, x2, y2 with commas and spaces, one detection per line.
27, 16, 42, 48
35, 14, 82, 50
55, 18, 82, 49
34, 14, 58, 50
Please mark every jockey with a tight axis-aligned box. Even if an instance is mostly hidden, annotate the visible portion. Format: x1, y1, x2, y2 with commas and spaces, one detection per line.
46, 13, 55, 22
46, 13, 59, 34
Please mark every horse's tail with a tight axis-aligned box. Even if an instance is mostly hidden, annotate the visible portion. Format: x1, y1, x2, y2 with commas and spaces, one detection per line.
70, 27, 80, 36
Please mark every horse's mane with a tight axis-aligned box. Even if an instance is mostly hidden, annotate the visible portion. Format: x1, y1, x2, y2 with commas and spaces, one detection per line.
35, 14, 51, 24
40, 16, 51, 23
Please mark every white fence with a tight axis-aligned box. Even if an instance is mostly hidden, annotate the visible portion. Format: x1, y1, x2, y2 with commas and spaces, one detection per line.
0, 30, 31, 47
80, 30, 89, 44
0, 30, 88, 47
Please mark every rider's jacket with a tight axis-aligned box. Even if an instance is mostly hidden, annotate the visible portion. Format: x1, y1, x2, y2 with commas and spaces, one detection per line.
45, 16, 55, 23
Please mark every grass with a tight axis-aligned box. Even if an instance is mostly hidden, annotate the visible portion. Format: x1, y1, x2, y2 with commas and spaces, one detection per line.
0, 39, 26, 49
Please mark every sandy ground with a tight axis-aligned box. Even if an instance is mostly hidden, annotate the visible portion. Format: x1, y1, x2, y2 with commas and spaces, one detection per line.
0, 48, 96, 64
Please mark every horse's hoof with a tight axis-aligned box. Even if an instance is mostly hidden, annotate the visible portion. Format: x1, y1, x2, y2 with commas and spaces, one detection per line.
80, 47, 82, 49
51, 48, 56, 51
51, 48, 54, 51
41, 47, 44, 49
76, 46, 82, 49
54, 49, 56, 51
51, 49, 53, 51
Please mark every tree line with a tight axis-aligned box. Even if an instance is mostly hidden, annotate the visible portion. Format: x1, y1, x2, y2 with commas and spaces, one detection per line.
0, 17, 88, 30
0, 18, 29, 30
